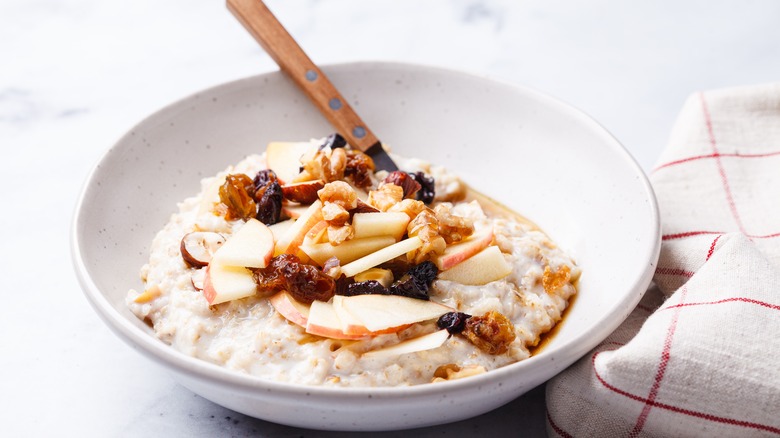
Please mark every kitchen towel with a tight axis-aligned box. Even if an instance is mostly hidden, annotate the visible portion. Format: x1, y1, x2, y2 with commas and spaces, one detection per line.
545, 83, 780, 437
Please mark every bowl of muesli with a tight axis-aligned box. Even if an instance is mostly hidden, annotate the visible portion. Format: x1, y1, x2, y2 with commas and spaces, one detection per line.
72, 62, 660, 430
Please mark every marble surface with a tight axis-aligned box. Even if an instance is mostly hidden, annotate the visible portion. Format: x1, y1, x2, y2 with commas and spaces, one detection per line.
3, 0, 779, 436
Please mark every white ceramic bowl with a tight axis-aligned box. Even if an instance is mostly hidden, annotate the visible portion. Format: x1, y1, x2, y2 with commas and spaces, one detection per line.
72, 62, 660, 431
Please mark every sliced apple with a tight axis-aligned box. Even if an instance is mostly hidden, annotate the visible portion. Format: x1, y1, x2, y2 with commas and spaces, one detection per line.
282, 204, 309, 220
338, 294, 452, 332
305, 300, 365, 340
265, 141, 318, 184
362, 330, 450, 359
332, 295, 411, 336
274, 200, 323, 256
433, 226, 494, 271
438, 245, 512, 285
300, 236, 396, 266
354, 268, 393, 287
211, 218, 274, 268
352, 212, 410, 241
202, 262, 256, 305
268, 219, 294, 241
302, 220, 329, 247
340, 236, 423, 278
269, 291, 310, 327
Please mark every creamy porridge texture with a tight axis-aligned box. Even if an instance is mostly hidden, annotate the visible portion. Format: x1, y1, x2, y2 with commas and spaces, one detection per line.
127, 136, 579, 387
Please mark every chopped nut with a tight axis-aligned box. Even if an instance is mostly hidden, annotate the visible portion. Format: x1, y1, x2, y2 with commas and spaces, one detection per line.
406, 209, 446, 263
367, 183, 404, 211
302, 147, 347, 183
432, 364, 487, 382
388, 199, 426, 221
318, 181, 358, 210
434, 203, 474, 244
322, 202, 350, 226
463, 311, 516, 355
384, 171, 421, 199
134, 285, 162, 303
543, 265, 571, 294
327, 224, 354, 245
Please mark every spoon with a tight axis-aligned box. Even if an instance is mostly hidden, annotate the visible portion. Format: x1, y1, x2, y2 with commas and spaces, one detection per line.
227, 0, 399, 171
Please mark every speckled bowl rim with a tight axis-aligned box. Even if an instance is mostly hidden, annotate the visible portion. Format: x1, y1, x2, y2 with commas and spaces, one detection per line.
72, 61, 660, 404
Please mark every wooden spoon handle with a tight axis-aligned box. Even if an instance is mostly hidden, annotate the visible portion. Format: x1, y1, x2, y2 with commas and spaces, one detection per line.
227, 0, 379, 153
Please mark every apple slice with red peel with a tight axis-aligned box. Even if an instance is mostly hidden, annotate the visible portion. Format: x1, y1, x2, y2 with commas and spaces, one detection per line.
211, 218, 275, 269
305, 300, 365, 340
352, 212, 410, 241
202, 262, 257, 305
362, 329, 450, 359
282, 204, 309, 220
438, 245, 512, 285
340, 236, 423, 278
332, 295, 411, 336
274, 200, 323, 256
269, 291, 310, 327
433, 226, 494, 271
338, 294, 452, 333
281, 180, 325, 204
265, 141, 318, 184
300, 236, 396, 266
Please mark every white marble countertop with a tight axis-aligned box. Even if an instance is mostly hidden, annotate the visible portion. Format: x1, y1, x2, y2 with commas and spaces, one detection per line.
3, 0, 779, 436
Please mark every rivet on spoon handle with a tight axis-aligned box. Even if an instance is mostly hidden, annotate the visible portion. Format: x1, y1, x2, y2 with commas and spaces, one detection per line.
227, 0, 398, 171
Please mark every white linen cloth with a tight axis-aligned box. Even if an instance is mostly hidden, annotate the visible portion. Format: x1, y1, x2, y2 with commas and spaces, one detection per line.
545, 83, 780, 437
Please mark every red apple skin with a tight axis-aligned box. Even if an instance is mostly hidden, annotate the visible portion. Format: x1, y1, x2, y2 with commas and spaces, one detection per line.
269, 291, 310, 327
434, 228, 494, 270
305, 323, 366, 340
202, 265, 217, 304
343, 323, 412, 337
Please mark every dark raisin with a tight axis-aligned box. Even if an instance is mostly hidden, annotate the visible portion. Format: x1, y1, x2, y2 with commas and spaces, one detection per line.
253, 169, 278, 193
255, 181, 283, 225
334, 275, 355, 296
437, 312, 472, 334
252, 254, 335, 304
219, 174, 257, 220
384, 171, 421, 199
344, 149, 375, 189
320, 133, 347, 150
384, 261, 438, 300
411, 171, 435, 204
344, 280, 389, 296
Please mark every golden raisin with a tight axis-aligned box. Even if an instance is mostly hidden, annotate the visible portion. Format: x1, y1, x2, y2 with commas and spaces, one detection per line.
463, 311, 516, 355
542, 265, 571, 294
344, 149, 375, 188
218, 174, 256, 220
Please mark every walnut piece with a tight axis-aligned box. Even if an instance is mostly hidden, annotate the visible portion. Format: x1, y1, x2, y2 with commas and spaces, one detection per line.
318, 181, 358, 210
367, 183, 404, 211
327, 224, 354, 245
322, 202, 350, 226
388, 199, 426, 221
302, 147, 347, 183
406, 209, 446, 264
434, 203, 474, 244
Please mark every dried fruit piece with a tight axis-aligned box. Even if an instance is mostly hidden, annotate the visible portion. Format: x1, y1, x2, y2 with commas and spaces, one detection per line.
344, 280, 388, 296
252, 169, 278, 193
255, 181, 283, 225
252, 254, 335, 304
436, 311, 472, 335
219, 174, 257, 220
543, 265, 571, 294
387, 261, 438, 300
344, 149, 375, 188
134, 285, 162, 304
463, 311, 516, 355
180, 231, 226, 268
281, 180, 325, 204
410, 171, 435, 204
384, 171, 421, 199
